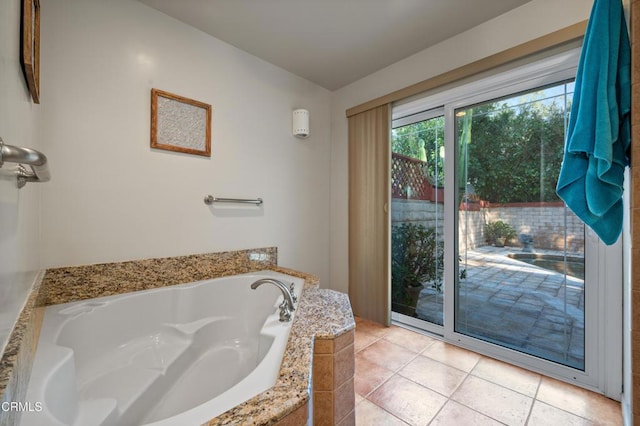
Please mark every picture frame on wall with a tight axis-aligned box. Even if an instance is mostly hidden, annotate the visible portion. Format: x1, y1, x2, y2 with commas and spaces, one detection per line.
150, 89, 212, 157
21, 0, 40, 104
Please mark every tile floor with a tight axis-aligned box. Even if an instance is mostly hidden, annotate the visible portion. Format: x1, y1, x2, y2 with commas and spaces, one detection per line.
353, 317, 622, 426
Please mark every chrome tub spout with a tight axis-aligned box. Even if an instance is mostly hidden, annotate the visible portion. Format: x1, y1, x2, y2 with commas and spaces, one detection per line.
250, 278, 296, 322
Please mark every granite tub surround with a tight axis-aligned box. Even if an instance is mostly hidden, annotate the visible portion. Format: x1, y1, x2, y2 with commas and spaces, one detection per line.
41, 247, 277, 305
0, 272, 44, 426
207, 287, 356, 426
0, 247, 356, 426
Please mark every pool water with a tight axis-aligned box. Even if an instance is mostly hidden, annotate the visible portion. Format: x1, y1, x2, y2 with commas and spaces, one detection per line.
507, 253, 584, 280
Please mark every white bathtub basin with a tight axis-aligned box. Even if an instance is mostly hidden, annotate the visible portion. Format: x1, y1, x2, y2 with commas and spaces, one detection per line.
21, 270, 304, 426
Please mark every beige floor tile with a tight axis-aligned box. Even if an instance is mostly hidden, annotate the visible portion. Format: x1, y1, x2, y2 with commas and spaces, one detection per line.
354, 330, 379, 352
422, 340, 482, 372
398, 355, 467, 397
354, 355, 394, 397
536, 377, 622, 425
451, 375, 533, 426
383, 326, 435, 353
355, 399, 408, 426
358, 339, 417, 371
528, 401, 595, 426
353, 323, 622, 426
471, 357, 541, 397
369, 375, 447, 426
355, 317, 389, 338
430, 400, 503, 426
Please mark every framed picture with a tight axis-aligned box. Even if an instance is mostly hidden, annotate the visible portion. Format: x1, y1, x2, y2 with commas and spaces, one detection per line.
150, 89, 212, 157
21, 0, 40, 104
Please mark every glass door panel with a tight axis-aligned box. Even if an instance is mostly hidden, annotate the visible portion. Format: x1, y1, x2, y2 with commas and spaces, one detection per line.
391, 115, 445, 326
454, 82, 586, 370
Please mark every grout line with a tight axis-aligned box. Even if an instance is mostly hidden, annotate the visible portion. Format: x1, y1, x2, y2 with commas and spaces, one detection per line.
439, 398, 511, 426
354, 329, 383, 352
522, 379, 541, 425
358, 371, 396, 400
425, 398, 448, 425
531, 399, 602, 425
361, 396, 411, 425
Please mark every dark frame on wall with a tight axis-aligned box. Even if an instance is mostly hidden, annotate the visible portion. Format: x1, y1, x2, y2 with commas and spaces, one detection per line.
21, 0, 40, 104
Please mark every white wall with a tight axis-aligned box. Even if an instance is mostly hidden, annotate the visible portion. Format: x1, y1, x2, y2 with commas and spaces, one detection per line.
40, 0, 332, 285
0, 0, 42, 351
329, 0, 593, 294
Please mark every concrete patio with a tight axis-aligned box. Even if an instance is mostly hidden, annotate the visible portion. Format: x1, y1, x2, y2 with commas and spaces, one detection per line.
415, 246, 585, 370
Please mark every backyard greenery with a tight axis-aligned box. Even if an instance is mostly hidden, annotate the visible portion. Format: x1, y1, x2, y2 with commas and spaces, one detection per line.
392, 91, 569, 204
392, 117, 445, 187
485, 220, 518, 246
460, 101, 566, 204
391, 223, 443, 307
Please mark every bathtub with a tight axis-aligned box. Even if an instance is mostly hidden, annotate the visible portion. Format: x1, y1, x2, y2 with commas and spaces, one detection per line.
21, 270, 305, 426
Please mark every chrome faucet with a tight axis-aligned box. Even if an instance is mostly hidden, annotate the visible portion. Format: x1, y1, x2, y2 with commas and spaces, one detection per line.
251, 278, 296, 322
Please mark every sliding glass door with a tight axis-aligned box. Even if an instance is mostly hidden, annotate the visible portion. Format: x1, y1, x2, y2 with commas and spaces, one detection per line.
391, 110, 445, 330
454, 82, 585, 370
391, 49, 622, 395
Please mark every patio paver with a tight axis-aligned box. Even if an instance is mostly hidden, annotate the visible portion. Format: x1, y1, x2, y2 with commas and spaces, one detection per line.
414, 246, 585, 369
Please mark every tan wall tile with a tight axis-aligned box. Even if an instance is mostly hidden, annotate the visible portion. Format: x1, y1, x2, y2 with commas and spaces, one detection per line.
334, 329, 355, 353
314, 354, 334, 391
334, 378, 355, 424
334, 343, 355, 386
314, 391, 334, 426
274, 403, 308, 426
336, 409, 355, 426
315, 338, 334, 354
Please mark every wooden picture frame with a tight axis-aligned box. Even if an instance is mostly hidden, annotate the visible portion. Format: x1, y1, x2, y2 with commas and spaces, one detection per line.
150, 89, 212, 157
21, 0, 40, 104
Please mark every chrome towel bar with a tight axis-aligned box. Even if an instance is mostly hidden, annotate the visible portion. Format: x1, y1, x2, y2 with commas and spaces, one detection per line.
204, 195, 263, 206
0, 138, 51, 188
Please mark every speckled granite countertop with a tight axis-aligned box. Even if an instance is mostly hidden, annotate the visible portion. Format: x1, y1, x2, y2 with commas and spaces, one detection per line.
0, 247, 355, 426
206, 276, 355, 425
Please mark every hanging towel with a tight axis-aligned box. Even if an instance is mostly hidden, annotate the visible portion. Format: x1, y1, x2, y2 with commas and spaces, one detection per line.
556, 0, 631, 245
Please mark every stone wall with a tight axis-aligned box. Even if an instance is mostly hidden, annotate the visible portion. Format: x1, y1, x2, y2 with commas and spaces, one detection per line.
484, 204, 584, 253
391, 199, 444, 235
458, 209, 486, 252
391, 199, 584, 253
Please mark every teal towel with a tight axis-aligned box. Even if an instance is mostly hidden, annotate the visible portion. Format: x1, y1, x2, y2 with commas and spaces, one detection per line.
556, 0, 631, 245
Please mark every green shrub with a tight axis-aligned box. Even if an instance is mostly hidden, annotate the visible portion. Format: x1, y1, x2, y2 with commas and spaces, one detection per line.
391, 224, 444, 305
485, 220, 517, 245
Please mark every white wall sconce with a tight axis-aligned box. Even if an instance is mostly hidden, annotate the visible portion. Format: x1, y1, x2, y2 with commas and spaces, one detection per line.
292, 109, 309, 138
